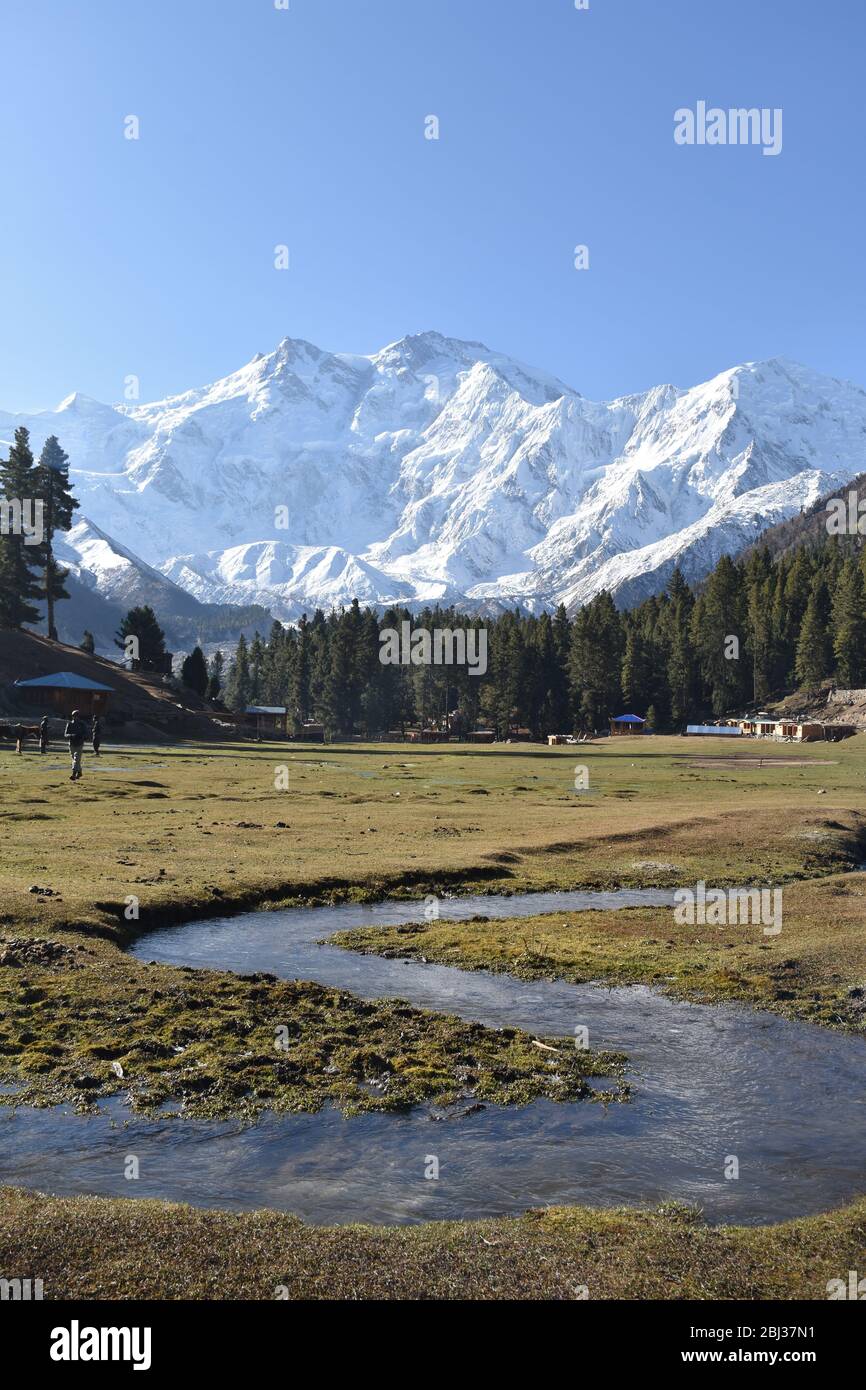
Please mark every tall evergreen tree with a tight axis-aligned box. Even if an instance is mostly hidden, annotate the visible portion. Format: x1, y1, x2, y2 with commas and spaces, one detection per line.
690, 555, 749, 716
795, 580, 833, 687
621, 626, 654, 710
0, 427, 44, 629
206, 650, 225, 701
569, 591, 623, 728
115, 605, 168, 671
292, 614, 312, 720
223, 635, 252, 711
781, 548, 814, 681
322, 612, 359, 735
247, 632, 265, 704
831, 558, 866, 686
663, 567, 696, 726
34, 435, 78, 639
181, 645, 209, 696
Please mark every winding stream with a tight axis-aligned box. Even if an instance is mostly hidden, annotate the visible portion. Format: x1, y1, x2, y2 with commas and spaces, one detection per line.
2, 887, 865, 1226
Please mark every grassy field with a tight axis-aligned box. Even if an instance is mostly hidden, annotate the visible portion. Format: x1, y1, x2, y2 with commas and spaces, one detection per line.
1, 731, 865, 1298
2, 735, 864, 932
3, 1185, 863, 1301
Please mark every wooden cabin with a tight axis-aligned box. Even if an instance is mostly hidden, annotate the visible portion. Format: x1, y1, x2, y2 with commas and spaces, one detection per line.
13, 670, 114, 718
245, 705, 288, 738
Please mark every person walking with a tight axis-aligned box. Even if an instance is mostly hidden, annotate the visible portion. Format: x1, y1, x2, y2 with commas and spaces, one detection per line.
39, 716, 49, 755
64, 709, 87, 781
91, 715, 102, 757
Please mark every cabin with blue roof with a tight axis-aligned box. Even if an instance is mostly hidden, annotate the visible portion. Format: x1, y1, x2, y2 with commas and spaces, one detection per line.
14, 671, 114, 718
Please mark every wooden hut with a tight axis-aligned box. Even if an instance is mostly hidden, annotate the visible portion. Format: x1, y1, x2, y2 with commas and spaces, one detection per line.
13, 671, 114, 718
245, 705, 288, 737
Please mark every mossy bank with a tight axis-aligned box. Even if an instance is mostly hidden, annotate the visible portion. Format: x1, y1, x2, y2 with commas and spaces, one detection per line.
2, 1186, 863, 1301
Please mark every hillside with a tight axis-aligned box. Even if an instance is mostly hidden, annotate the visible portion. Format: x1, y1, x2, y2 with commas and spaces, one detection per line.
739, 470, 866, 562
0, 631, 227, 740
49, 519, 273, 656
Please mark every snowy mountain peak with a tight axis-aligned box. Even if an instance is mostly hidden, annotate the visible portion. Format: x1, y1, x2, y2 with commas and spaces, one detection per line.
55, 391, 109, 414
4, 337, 865, 622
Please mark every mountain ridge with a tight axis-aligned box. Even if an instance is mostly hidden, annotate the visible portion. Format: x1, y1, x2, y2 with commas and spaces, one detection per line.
3, 334, 866, 622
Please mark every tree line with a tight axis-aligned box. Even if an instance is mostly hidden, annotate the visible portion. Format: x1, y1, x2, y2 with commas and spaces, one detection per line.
4, 420, 861, 735
211, 532, 866, 737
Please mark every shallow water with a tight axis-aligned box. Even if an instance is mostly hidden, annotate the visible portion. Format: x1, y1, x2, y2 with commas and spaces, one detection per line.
2, 887, 866, 1225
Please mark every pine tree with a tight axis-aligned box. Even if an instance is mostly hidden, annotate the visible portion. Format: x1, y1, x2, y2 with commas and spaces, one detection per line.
292, 615, 312, 720
115, 606, 168, 671
206, 650, 225, 701
782, 548, 814, 681
181, 645, 209, 696
80, 630, 95, 653
248, 632, 265, 704
322, 616, 356, 735
620, 626, 653, 711
223, 635, 252, 711
690, 555, 748, 716
569, 591, 623, 729
795, 580, 833, 687
307, 610, 330, 719
746, 576, 775, 705
550, 603, 572, 730
0, 427, 44, 629
663, 568, 696, 727
34, 435, 78, 639
831, 558, 866, 686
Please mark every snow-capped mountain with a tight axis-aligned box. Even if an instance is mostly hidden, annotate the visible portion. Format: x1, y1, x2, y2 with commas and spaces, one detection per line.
3, 334, 866, 620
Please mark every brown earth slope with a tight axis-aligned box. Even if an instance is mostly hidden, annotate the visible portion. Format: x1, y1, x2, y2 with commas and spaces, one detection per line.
0, 630, 224, 739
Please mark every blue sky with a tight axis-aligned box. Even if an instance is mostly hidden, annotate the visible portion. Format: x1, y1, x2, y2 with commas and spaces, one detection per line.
1, 0, 863, 410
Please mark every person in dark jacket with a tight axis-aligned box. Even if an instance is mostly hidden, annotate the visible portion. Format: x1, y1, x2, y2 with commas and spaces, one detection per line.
64, 710, 87, 781
39, 716, 49, 754
91, 716, 102, 756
